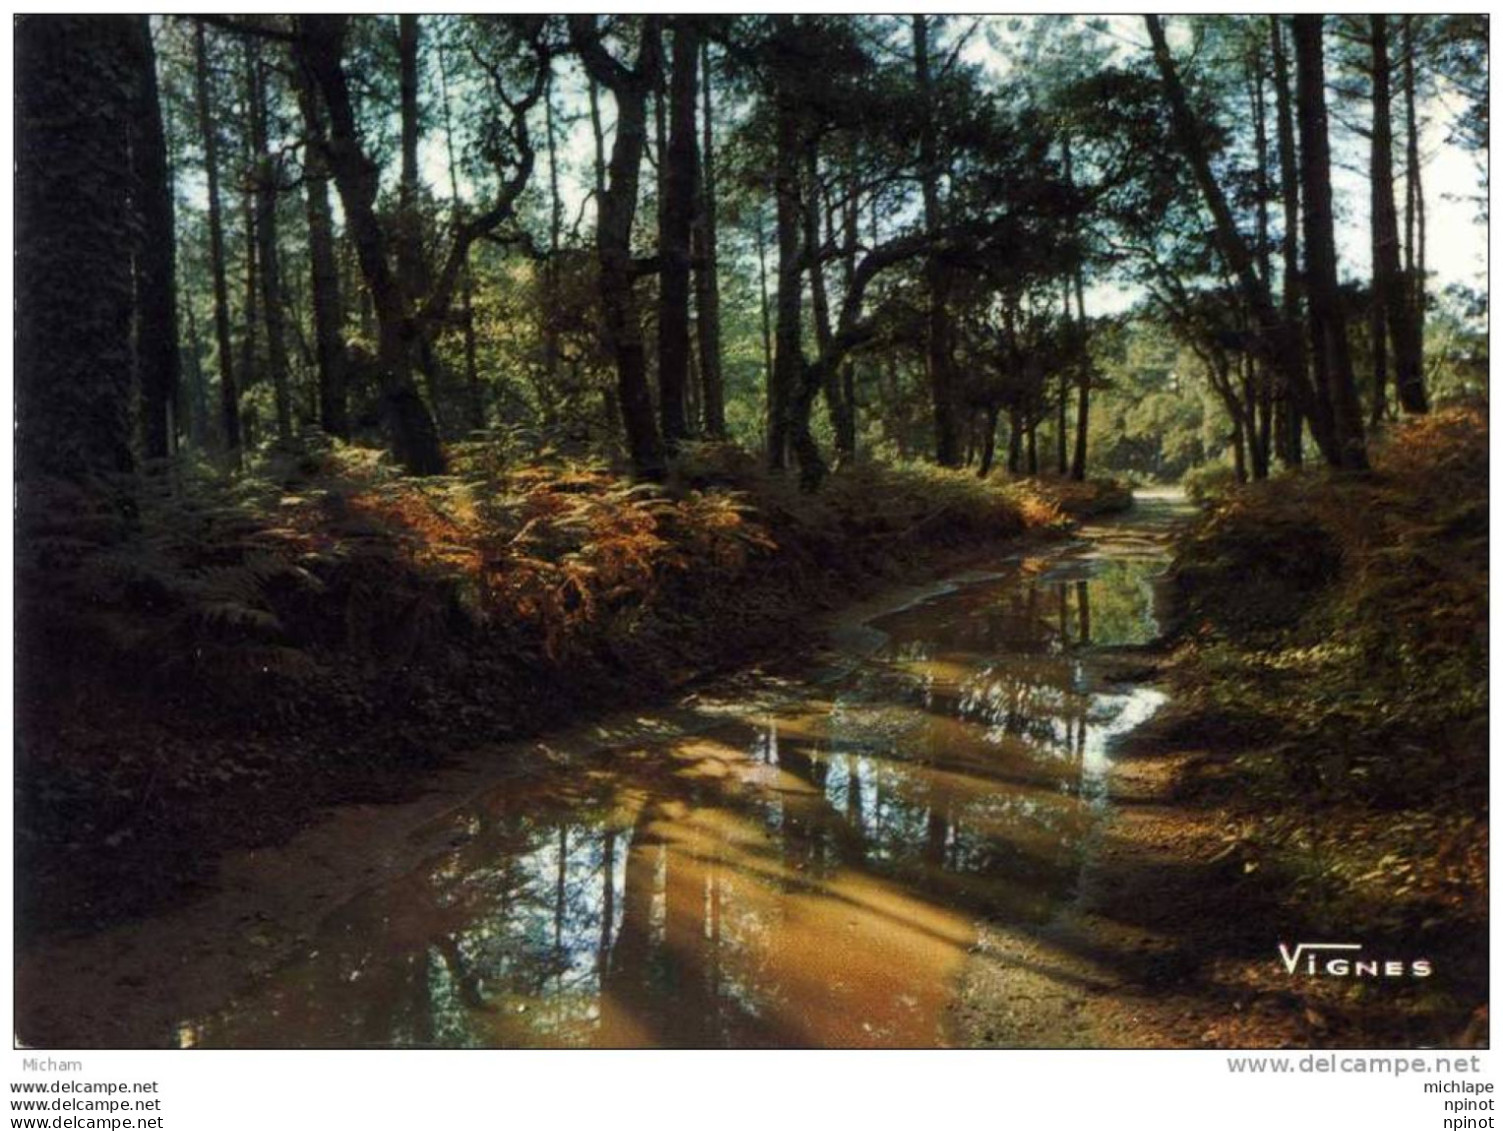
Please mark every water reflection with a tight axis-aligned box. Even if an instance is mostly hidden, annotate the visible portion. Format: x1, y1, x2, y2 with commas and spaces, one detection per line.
177, 553, 1168, 1048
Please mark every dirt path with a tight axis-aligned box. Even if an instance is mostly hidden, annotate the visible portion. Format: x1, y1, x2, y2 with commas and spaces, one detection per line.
950, 489, 1338, 1049
10, 563, 971, 1047
952, 489, 1483, 1050
21, 489, 1345, 1050
948, 488, 1239, 1048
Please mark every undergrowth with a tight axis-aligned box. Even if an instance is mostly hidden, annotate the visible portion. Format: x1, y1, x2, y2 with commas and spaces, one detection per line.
16, 437, 1108, 935
1159, 404, 1487, 1001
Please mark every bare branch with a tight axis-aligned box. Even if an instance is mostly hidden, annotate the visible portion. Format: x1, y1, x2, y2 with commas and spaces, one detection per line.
419, 28, 554, 328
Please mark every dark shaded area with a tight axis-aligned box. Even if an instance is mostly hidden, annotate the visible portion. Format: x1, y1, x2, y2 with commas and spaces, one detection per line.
16, 456, 1123, 940
103, 540, 1168, 1049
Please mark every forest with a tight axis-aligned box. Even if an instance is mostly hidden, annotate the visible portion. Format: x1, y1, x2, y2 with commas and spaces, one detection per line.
13, 14, 1490, 1050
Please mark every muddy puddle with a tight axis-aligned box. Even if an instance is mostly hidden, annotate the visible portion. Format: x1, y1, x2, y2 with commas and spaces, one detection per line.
170, 510, 1175, 1049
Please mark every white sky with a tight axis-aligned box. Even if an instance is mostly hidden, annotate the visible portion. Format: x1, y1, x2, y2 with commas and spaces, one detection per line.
955, 15, 1488, 313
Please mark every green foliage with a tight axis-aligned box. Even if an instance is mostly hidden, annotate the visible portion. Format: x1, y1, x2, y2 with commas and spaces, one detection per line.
1085, 320, 1218, 483
1180, 461, 1242, 504
18, 460, 319, 710
1155, 406, 1488, 960
1168, 405, 1487, 808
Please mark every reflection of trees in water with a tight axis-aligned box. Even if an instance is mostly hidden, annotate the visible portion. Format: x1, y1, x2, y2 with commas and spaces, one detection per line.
403, 807, 624, 1045
1067, 561, 1159, 646
807, 561, 1171, 920
604, 808, 784, 1046
387, 771, 807, 1047
188, 781, 647, 1047
191, 561, 1168, 1048
817, 740, 1080, 900
878, 566, 1161, 768
880, 561, 1156, 658
195, 722, 1091, 1046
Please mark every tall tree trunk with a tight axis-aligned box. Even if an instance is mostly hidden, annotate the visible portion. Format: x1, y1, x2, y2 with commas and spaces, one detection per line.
1371, 16, 1427, 417
1404, 15, 1427, 390
16, 15, 138, 488
805, 150, 833, 362
1389, 15, 1429, 413
194, 22, 241, 461
436, 36, 481, 433
837, 164, 862, 462
1247, 32, 1277, 465
825, 175, 859, 462
805, 149, 852, 461
755, 206, 775, 444
587, 74, 606, 201
1269, 16, 1304, 467
247, 38, 293, 440
914, 15, 961, 467
768, 60, 803, 472
1056, 369, 1069, 475
1293, 15, 1368, 470
1370, 234, 1390, 426
458, 276, 481, 433
657, 19, 698, 451
1148, 15, 1336, 466
541, 62, 564, 430
1403, 17, 1417, 280
1253, 309, 1275, 473
685, 332, 701, 428
693, 38, 726, 439
1249, 34, 1272, 292
239, 64, 259, 447
1368, 16, 1390, 428
1201, 345, 1253, 483
396, 15, 429, 297
598, 828, 616, 974
1055, 278, 1069, 477
294, 15, 445, 475
1231, 412, 1248, 483
977, 403, 1001, 478
128, 17, 180, 462
650, 45, 668, 429
1241, 348, 1269, 479
355, 268, 375, 341
570, 15, 666, 480
654, 57, 668, 262
296, 76, 349, 439
1070, 271, 1090, 481
1403, 26, 1416, 286
1064, 133, 1090, 482
396, 16, 449, 435
183, 299, 210, 448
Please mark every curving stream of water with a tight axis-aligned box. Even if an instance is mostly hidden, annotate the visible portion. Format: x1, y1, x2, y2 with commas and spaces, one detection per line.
166, 493, 1186, 1049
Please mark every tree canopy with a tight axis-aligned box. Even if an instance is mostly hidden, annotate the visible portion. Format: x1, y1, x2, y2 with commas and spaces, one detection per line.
15, 14, 1488, 495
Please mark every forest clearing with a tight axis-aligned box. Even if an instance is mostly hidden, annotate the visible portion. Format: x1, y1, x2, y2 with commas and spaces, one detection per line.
13, 14, 1488, 1051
